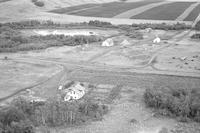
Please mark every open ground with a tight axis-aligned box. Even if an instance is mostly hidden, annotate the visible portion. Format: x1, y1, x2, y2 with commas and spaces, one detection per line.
0, 25, 200, 132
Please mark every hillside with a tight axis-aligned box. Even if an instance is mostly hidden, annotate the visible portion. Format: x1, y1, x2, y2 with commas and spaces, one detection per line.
0, 0, 200, 25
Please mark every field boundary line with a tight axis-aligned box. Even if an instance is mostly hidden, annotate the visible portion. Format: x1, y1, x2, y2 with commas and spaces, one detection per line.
113, 1, 173, 19
176, 2, 200, 21
192, 3, 200, 27
67, 5, 101, 14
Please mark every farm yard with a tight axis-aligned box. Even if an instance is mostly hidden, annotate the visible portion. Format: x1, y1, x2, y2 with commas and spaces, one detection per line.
0, 0, 200, 132
0, 20, 200, 132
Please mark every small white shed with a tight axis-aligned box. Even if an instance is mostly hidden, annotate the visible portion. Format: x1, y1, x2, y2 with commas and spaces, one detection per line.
153, 36, 161, 43
102, 38, 114, 47
120, 39, 130, 46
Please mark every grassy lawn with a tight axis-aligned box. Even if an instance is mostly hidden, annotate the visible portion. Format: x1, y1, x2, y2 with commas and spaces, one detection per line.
131, 2, 194, 20
184, 4, 200, 21
49, 4, 99, 14
66, 1, 161, 18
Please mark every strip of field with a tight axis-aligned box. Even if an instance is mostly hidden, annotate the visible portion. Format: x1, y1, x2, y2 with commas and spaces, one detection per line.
131, 2, 194, 20
184, 3, 200, 21
176, 2, 200, 21
66, 1, 161, 18
113, 1, 173, 18
50, 4, 99, 14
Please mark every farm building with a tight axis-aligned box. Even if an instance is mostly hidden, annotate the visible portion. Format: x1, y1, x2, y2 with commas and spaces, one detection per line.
102, 38, 114, 47
153, 36, 161, 43
64, 83, 86, 102
120, 39, 130, 46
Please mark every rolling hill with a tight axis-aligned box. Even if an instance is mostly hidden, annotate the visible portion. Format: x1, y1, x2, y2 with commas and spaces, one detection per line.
0, 0, 200, 26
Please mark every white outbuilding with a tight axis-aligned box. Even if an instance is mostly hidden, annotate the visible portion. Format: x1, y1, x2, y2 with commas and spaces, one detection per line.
145, 28, 152, 33
153, 36, 161, 43
102, 38, 114, 47
120, 39, 130, 46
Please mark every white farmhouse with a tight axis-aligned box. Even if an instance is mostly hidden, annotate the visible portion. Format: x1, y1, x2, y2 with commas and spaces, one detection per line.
64, 83, 86, 102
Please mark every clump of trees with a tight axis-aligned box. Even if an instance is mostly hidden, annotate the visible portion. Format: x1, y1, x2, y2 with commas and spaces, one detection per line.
0, 20, 191, 30
31, 0, 44, 7
144, 86, 200, 122
0, 25, 103, 52
0, 96, 108, 132
191, 33, 200, 39
88, 20, 112, 27
131, 22, 191, 30
125, 31, 143, 39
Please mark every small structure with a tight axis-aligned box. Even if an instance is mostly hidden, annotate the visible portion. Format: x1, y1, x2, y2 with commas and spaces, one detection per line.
153, 36, 161, 43
102, 38, 114, 47
180, 57, 187, 61
64, 83, 86, 102
120, 39, 130, 47
145, 28, 152, 33
58, 85, 63, 90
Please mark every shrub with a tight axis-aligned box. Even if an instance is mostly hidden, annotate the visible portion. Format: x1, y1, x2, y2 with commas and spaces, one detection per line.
34, 1, 44, 7
144, 86, 200, 122
0, 106, 26, 125
88, 20, 114, 28
125, 31, 143, 39
31, 0, 37, 2
191, 33, 200, 39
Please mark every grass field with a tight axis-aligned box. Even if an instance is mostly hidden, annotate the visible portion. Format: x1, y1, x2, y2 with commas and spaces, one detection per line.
184, 4, 200, 21
51, 1, 161, 18
131, 2, 194, 20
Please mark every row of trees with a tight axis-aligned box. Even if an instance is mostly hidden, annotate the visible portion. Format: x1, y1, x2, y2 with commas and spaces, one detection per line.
0, 97, 108, 132
0, 20, 193, 30
0, 25, 103, 52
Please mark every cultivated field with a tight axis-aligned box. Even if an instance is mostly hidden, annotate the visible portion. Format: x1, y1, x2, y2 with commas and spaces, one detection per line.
50, 1, 160, 18
131, 2, 193, 20
48, 1, 200, 22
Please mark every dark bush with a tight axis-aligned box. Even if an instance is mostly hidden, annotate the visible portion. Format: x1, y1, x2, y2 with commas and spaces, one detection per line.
191, 33, 200, 39
144, 86, 200, 122
10, 120, 35, 133
31, 0, 37, 2
132, 22, 191, 30
34, 1, 44, 7
125, 31, 143, 39
0, 106, 26, 125
88, 20, 114, 28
